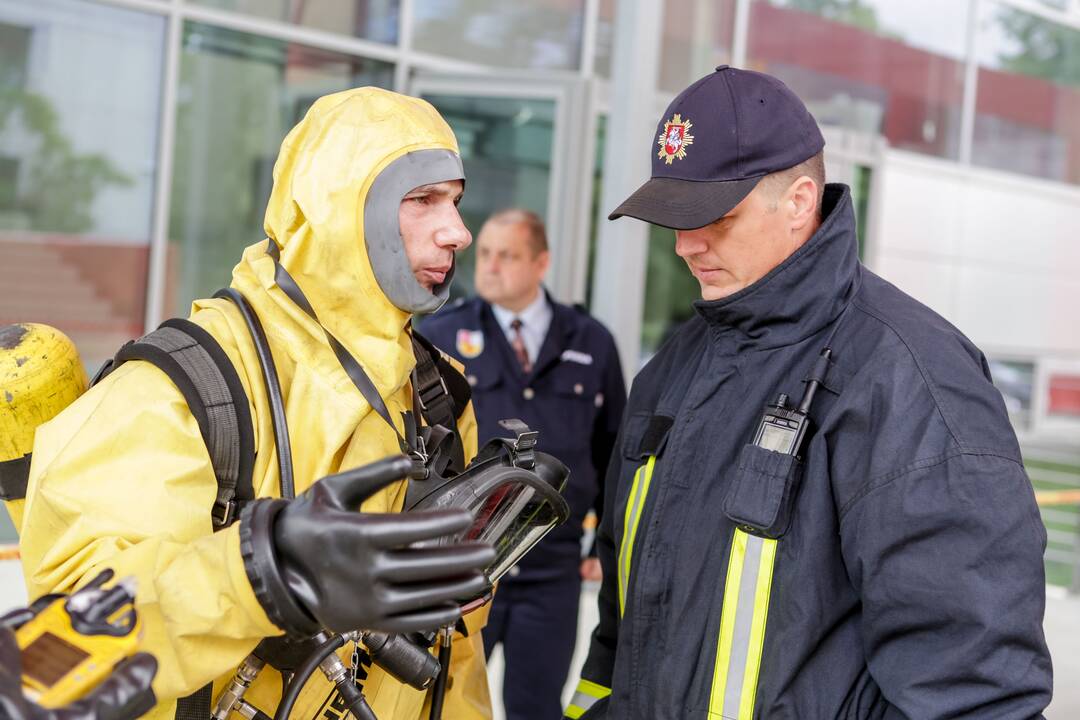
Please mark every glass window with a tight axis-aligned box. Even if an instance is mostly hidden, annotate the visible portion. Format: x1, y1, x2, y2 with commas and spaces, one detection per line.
412, 1, 585, 71
658, 0, 735, 92
989, 358, 1035, 428
594, 0, 615, 77
584, 115, 606, 308
0, 0, 165, 367
972, 2, 1080, 184
851, 164, 872, 257
747, 0, 969, 158
167, 22, 393, 318
189, 0, 399, 45
420, 93, 556, 300
594, 0, 736, 92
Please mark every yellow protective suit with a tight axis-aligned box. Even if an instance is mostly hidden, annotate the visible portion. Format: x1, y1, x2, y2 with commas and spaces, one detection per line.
19, 88, 491, 720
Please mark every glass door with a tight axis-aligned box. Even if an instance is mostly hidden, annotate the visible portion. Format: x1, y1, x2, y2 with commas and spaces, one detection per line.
409, 72, 593, 304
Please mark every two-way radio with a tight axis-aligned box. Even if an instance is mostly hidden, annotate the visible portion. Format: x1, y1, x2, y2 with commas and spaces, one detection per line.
751, 348, 832, 458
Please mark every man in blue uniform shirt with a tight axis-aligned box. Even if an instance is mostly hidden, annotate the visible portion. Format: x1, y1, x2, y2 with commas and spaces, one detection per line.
565, 67, 1052, 719
420, 208, 626, 720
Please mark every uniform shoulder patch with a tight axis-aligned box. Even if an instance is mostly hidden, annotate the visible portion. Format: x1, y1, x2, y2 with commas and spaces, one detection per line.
456, 329, 484, 358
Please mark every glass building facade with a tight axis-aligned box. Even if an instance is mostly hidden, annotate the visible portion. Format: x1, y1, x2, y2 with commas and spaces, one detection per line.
3, 0, 1080, 582
4, 0, 1080, 365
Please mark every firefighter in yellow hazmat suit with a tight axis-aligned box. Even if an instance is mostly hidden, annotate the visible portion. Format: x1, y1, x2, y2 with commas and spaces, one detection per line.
19, 88, 500, 719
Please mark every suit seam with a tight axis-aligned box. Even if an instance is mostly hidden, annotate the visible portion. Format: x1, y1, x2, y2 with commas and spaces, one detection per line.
848, 299, 966, 449
838, 449, 1025, 520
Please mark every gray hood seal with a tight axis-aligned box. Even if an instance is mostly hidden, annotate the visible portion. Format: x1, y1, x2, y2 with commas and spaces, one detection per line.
364, 148, 465, 315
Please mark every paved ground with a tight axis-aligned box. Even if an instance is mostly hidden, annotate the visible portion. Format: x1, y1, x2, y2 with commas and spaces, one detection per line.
1, 565, 1074, 716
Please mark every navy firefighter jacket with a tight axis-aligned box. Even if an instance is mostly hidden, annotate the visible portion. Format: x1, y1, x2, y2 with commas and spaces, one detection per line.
572, 185, 1052, 719
420, 292, 626, 580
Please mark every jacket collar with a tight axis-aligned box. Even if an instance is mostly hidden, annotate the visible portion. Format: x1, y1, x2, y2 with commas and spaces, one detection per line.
692, 184, 860, 353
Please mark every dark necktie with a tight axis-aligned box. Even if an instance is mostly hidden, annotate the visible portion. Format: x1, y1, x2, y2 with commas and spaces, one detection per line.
509, 318, 532, 373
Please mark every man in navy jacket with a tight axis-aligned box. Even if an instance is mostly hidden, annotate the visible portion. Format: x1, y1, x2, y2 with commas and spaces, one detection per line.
564, 67, 1052, 719
421, 209, 626, 720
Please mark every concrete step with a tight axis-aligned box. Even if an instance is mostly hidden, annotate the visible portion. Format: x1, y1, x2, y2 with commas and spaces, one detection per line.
0, 295, 118, 323
0, 242, 130, 328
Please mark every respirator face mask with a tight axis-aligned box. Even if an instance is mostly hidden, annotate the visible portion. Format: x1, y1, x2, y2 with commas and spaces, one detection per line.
405, 419, 571, 610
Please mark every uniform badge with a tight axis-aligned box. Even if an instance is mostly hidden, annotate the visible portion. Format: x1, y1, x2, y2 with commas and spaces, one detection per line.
456, 329, 484, 358
560, 349, 593, 366
657, 113, 694, 164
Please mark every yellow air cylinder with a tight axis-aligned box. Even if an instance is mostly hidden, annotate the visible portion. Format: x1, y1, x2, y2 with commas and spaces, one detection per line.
0, 323, 88, 533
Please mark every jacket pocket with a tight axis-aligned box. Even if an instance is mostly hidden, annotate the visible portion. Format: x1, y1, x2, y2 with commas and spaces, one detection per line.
722, 443, 803, 539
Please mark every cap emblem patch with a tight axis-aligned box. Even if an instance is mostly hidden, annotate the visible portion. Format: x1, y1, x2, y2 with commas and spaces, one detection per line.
657, 113, 694, 164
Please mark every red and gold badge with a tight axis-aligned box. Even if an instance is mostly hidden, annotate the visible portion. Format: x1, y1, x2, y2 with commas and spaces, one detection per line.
456, 328, 484, 358
657, 113, 694, 164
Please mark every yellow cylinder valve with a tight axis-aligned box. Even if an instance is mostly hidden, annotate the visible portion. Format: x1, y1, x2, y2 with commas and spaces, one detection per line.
1, 323, 88, 532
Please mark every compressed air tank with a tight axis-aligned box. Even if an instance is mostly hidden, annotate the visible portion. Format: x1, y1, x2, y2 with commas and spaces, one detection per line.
0, 323, 88, 532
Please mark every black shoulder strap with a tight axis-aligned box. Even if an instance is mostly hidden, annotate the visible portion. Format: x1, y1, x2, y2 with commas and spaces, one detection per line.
100, 298, 288, 720
97, 318, 256, 529
0, 454, 31, 502
411, 329, 471, 420
410, 330, 472, 473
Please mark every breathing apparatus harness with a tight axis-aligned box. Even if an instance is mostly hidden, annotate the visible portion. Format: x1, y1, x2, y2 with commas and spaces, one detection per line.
3, 239, 568, 720
206, 245, 569, 720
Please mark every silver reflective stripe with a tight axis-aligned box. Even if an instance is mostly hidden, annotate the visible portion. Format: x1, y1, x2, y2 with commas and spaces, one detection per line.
565, 679, 611, 719
722, 533, 764, 719
708, 529, 779, 720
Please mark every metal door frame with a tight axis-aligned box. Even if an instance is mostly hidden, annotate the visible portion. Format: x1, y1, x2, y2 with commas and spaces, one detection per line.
409, 71, 595, 305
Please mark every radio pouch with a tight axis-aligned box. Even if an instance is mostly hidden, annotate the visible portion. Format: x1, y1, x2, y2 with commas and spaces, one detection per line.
722, 443, 803, 539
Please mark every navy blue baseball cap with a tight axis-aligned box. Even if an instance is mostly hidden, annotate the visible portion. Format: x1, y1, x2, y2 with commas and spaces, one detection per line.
609, 66, 825, 230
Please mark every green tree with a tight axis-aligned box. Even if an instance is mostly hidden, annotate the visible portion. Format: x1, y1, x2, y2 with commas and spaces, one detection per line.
995, 7, 1080, 88
776, 0, 882, 33
0, 88, 131, 234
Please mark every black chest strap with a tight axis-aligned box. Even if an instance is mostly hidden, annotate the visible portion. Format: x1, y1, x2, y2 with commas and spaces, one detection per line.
410, 330, 471, 474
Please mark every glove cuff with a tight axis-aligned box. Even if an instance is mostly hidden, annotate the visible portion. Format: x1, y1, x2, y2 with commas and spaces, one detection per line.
239, 499, 320, 636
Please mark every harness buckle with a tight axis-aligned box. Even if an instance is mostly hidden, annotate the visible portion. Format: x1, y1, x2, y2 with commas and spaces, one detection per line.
417, 374, 449, 413
212, 499, 235, 528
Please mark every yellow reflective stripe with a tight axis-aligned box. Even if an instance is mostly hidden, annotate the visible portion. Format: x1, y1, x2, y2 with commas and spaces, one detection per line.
617, 456, 656, 616
739, 536, 777, 716
575, 679, 611, 700
564, 679, 611, 718
708, 528, 748, 715
707, 529, 778, 720
617, 463, 643, 615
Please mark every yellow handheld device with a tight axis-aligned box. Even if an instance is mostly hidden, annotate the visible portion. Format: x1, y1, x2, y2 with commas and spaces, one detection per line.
16, 575, 141, 708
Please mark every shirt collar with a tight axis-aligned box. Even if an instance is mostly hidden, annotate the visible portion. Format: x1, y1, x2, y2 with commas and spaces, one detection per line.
491, 289, 551, 334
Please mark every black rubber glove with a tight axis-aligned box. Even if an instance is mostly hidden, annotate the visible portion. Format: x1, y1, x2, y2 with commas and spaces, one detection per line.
0, 586, 158, 720
241, 455, 494, 635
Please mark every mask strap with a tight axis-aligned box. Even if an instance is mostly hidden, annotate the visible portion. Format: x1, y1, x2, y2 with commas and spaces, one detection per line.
266, 241, 407, 450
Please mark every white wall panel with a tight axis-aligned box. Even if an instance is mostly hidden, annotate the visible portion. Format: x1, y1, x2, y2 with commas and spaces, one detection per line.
871, 150, 1080, 359
876, 163, 963, 258
954, 264, 1080, 355
872, 251, 958, 322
